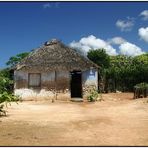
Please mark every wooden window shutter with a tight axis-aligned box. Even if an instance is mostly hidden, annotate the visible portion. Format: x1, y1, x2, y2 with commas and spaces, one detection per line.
28, 73, 41, 87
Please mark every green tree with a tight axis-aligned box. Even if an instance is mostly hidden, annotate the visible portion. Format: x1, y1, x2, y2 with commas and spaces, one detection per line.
87, 49, 110, 69
87, 50, 148, 92
133, 53, 148, 84
0, 71, 19, 116
6, 52, 29, 67
0, 52, 30, 115
106, 55, 132, 91
106, 54, 148, 92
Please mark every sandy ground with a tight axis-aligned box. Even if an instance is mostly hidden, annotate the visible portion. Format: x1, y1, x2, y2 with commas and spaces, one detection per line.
0, 93, 148, 146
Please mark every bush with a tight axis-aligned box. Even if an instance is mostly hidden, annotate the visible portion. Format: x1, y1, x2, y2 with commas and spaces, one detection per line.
0, 72, 20, 116
134, 82, 148, 99
87, 89, 98, 102
0, 92, 20, 105
0, 91, 20, 116
88, 50, 148, 92
134, 82, 148, 89
0, 104, 6, 116
0, 76, 13, 93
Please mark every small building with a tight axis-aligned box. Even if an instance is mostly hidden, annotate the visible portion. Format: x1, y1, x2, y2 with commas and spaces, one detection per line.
14, 39, 99, 101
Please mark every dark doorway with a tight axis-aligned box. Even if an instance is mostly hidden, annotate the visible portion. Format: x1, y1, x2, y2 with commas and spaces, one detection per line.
70, 71, 82, 98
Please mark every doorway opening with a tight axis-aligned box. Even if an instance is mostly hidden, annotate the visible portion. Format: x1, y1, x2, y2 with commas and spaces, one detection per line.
70, 71, 82, 98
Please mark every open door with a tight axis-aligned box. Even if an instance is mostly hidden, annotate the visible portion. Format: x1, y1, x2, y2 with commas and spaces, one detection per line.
70, 71, 82, 98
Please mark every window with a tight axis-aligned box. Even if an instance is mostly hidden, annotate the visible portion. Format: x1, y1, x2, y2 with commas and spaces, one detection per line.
28, 73, 41, 87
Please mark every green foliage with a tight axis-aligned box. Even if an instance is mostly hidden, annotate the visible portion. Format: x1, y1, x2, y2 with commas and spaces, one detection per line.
0, 92, 20, 116
87, 49, 110, 69
0, 75, 13, 93
6, 52, 29, 67
0, 104, 6, 116
0, 52, 28, 115
0, 68, 12, 78
134, 82, 148, 89
87, 49, 148, 92
134, 82, 148, 98
0, 92, 20, 104
87, 89, 98, 102
106, 54, 148, 91
0, 70, 19, 116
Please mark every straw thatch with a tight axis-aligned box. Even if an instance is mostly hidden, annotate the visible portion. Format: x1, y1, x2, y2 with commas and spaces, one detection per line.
16, 39, 99, 72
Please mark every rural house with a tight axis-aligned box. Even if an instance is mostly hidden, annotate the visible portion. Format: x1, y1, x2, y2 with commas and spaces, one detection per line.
14, 39, 99, 101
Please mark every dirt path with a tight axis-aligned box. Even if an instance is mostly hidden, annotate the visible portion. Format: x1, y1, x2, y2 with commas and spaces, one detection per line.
0, 93, 148, 146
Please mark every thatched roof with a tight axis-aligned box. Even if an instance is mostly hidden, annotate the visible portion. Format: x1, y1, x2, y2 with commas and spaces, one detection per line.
16, 39, 99, 72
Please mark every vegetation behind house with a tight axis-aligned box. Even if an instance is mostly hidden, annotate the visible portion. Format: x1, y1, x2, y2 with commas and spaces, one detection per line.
87, 49, 148, 93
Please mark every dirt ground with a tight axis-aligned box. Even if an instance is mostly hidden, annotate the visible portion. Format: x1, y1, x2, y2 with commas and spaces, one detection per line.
0, 93, 148, 146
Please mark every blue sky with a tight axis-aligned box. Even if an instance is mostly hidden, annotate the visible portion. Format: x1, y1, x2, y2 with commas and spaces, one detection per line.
0, 2, 148, 68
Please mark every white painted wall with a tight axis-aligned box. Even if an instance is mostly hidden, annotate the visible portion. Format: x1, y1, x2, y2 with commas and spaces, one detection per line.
14, 69, 98, 100
82, 69, 98, 88
14, 70, 70, 101
15, 88, 56, 101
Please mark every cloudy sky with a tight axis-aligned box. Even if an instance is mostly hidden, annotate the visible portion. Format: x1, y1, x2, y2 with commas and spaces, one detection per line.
0, 2, 148, 68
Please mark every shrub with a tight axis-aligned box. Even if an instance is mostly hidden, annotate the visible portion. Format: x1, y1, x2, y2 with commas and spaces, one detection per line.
0, 92, 20, 116
0, 92, 20, 105
87, 89, 98, 102
134, 82, 148, 99
134, 82, 148, 89
0, 73, 20, 116
0, 104, 6, 116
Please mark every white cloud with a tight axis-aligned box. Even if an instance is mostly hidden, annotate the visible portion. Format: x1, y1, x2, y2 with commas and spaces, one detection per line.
108, 37, 126, 45
138, 27, 148, 43
69, 35, 117, 56
140, 10, 148, 20
43, 2, 60, 9
119, 42, 145, 56
70, 35, 145, 57
43, 3, 51, 9
116, 17, 135, 32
